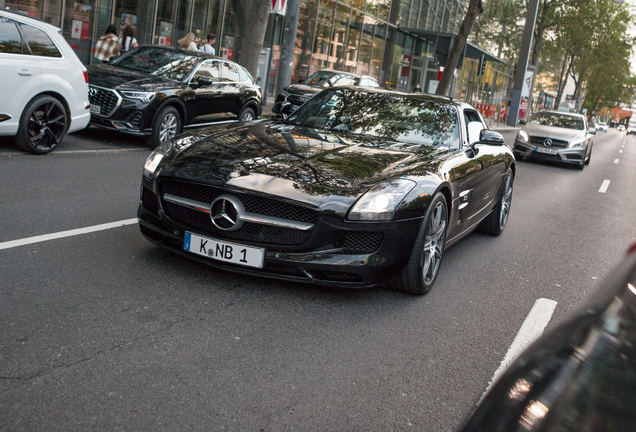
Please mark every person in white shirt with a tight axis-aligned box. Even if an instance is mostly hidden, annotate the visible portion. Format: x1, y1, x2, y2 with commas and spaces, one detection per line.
119, 25, 138, 53
178, 32, 198, 51
199, 33, 216, 55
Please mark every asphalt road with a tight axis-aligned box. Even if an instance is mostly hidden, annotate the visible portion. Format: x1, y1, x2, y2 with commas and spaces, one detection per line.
1, 127, 635, 431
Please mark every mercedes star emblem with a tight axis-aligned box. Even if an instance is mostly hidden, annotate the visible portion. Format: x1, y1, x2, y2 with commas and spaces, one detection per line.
210, 195, 245, 231
543, 138, 553, 147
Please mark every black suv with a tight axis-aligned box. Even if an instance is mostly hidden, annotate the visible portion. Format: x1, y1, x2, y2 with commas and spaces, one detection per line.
272, 69, 379, 117
87, 45, 262, 147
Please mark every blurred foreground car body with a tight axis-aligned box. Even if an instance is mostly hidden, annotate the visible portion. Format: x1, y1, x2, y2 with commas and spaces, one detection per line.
0, 9, 90, 154
138, 88, 515, 294
462, 242, 636, 432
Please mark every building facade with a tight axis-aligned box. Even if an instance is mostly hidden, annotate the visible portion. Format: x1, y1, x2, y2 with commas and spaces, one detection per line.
1, 0, 512, 106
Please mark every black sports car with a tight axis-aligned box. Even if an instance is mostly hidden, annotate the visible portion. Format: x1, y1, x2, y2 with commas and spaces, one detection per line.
138, 88, 515, 294
272, 69, 379, 118
462, 241, 636, 431
87, 45, 262, 148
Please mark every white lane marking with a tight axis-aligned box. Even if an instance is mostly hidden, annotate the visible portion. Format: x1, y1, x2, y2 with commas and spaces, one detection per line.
620, 150, 623, 154
480, 298, 557, 403
0, 219, 138, 250
599, 180, 611, 193
615, 159, 620, 164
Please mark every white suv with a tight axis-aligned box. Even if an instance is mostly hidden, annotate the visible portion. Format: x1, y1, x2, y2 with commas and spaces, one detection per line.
0, 10, 90, 154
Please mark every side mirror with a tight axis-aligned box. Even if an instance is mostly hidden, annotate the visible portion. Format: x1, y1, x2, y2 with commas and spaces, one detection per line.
193, 76, 213, 88
479, 129, 506, 146
519, 119, 527, 125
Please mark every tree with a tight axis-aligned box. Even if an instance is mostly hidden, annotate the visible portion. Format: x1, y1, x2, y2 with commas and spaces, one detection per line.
230, 0, 272, 79
435, 0, 484, 96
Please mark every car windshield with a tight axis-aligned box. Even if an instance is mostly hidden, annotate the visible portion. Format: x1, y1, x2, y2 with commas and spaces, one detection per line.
287, 89, 460, 147
109, 46, 199, 81
530, 112, 585, 130
304, 71, 349, 87
598, 122, 606, 126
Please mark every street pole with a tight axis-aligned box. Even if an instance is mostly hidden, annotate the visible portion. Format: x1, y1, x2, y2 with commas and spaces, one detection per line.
507, 0, 540, 126
275, 0, 301, 95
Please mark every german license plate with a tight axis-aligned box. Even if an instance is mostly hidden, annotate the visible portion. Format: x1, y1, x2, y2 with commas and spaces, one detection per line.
90, 104, 101, 115
184, 232, 265, 268
536, 146, 558, 155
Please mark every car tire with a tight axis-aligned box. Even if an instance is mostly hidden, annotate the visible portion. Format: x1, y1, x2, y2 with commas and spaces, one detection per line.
16, 95, 68, 154
149, 106, 180, 149
391, 192, 448, 295
238, 106, 256, 122
585, 145, 592, 165
477, 167, 514, 236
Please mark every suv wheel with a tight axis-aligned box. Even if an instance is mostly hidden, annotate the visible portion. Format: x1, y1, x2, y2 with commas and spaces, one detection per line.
16, 95, 68, 154
239, 106, 256, 122
150, 106, 180, 148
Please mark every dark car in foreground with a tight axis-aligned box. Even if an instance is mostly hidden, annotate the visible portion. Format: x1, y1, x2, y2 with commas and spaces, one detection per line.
138, 88, 515, 294
87, 45, 262, 148
272, 69, 379, 118
513, 110, 594, 170
462, 241, 636, 431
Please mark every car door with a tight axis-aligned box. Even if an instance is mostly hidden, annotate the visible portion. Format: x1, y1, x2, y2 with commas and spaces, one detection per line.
218, 61, 244, 119
0, 16, 41, 135
187, 60, 226, 125
464, 108, 506, 224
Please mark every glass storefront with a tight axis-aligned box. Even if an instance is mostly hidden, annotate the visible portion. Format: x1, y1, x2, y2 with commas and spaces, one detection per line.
0, 0, 510, 104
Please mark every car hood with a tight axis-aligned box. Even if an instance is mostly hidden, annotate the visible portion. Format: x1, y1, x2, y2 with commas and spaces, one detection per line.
523, 123, 587, 141
285, 84, 323, 96
158, 121, 448, 210
86, 64, 186, 91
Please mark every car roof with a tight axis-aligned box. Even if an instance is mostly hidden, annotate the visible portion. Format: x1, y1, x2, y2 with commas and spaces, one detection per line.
319, 85, 458, 105
0, 9, 61, 32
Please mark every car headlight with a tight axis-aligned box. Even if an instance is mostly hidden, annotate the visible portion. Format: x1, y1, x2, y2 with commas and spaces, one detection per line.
143, 140, 173, 179
120, 90, 156, 103
516, 130, 529, 143
568, 140, 584, 148
348, 179, 416, 221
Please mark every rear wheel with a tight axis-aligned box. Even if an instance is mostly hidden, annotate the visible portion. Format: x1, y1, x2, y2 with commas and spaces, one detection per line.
149, 106, 180, 149
477, 167, 514, 236
391, 192, 447, 295
16, 95, 68, 154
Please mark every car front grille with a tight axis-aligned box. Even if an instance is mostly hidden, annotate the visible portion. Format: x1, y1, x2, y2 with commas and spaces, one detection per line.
142, 186, 160, 216
159, 180, 318, 246
342, 232, 384, 254
287, 94, 312, 105
529, 136, 569, 148
88, 86, 121, 117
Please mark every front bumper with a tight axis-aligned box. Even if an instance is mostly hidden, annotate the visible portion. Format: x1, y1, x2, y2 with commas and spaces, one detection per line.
513, 140, 586, 165
137, 182, 422, 288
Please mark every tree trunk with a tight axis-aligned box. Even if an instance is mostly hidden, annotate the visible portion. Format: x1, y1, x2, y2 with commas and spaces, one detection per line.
436, 0, 483, 96
556, 56, 572, 108
238, 0, 272, 79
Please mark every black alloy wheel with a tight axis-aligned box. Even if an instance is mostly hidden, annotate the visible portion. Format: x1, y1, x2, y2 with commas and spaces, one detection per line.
149, 106, 181, 148
16, 95, 68, 154
477, 167, 514, 236
239, 106, 256, 122
391, 192, 448, 295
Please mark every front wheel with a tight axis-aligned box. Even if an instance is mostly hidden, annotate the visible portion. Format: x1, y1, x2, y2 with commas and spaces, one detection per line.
16, 95, 68, 154
391, 192, 448, 295
585, 144, 592, 165
238, 106, 256, 122
477, 167, 514, 236
149, 106, 180, 149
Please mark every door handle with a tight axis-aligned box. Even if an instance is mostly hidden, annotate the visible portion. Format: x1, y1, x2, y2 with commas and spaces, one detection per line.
18, 69, 32, 76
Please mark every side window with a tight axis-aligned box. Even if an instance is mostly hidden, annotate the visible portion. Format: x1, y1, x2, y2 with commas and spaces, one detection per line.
237, 68, 250, 83
0, 18, 24, 54
192, 60, 220, 82
464, 109, 485, 145
19, 23, 61, 57
220, 62, 240, 82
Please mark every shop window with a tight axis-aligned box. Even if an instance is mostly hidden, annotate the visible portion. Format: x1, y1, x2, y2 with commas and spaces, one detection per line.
20, 23, 61, 57
0, 18, 24, 54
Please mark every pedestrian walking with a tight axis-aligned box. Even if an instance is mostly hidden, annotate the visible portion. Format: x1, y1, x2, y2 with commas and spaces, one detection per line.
199, 33, 216, 55
179, 32, 198, 50
94, 24, 120, 63
119, 25, 138, 53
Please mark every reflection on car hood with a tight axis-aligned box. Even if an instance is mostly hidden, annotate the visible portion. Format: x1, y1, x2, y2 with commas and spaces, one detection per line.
286, 84, 323, 96
86, 64, 187, 91
158, 121, 448, 207
523, 123, 587, 141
